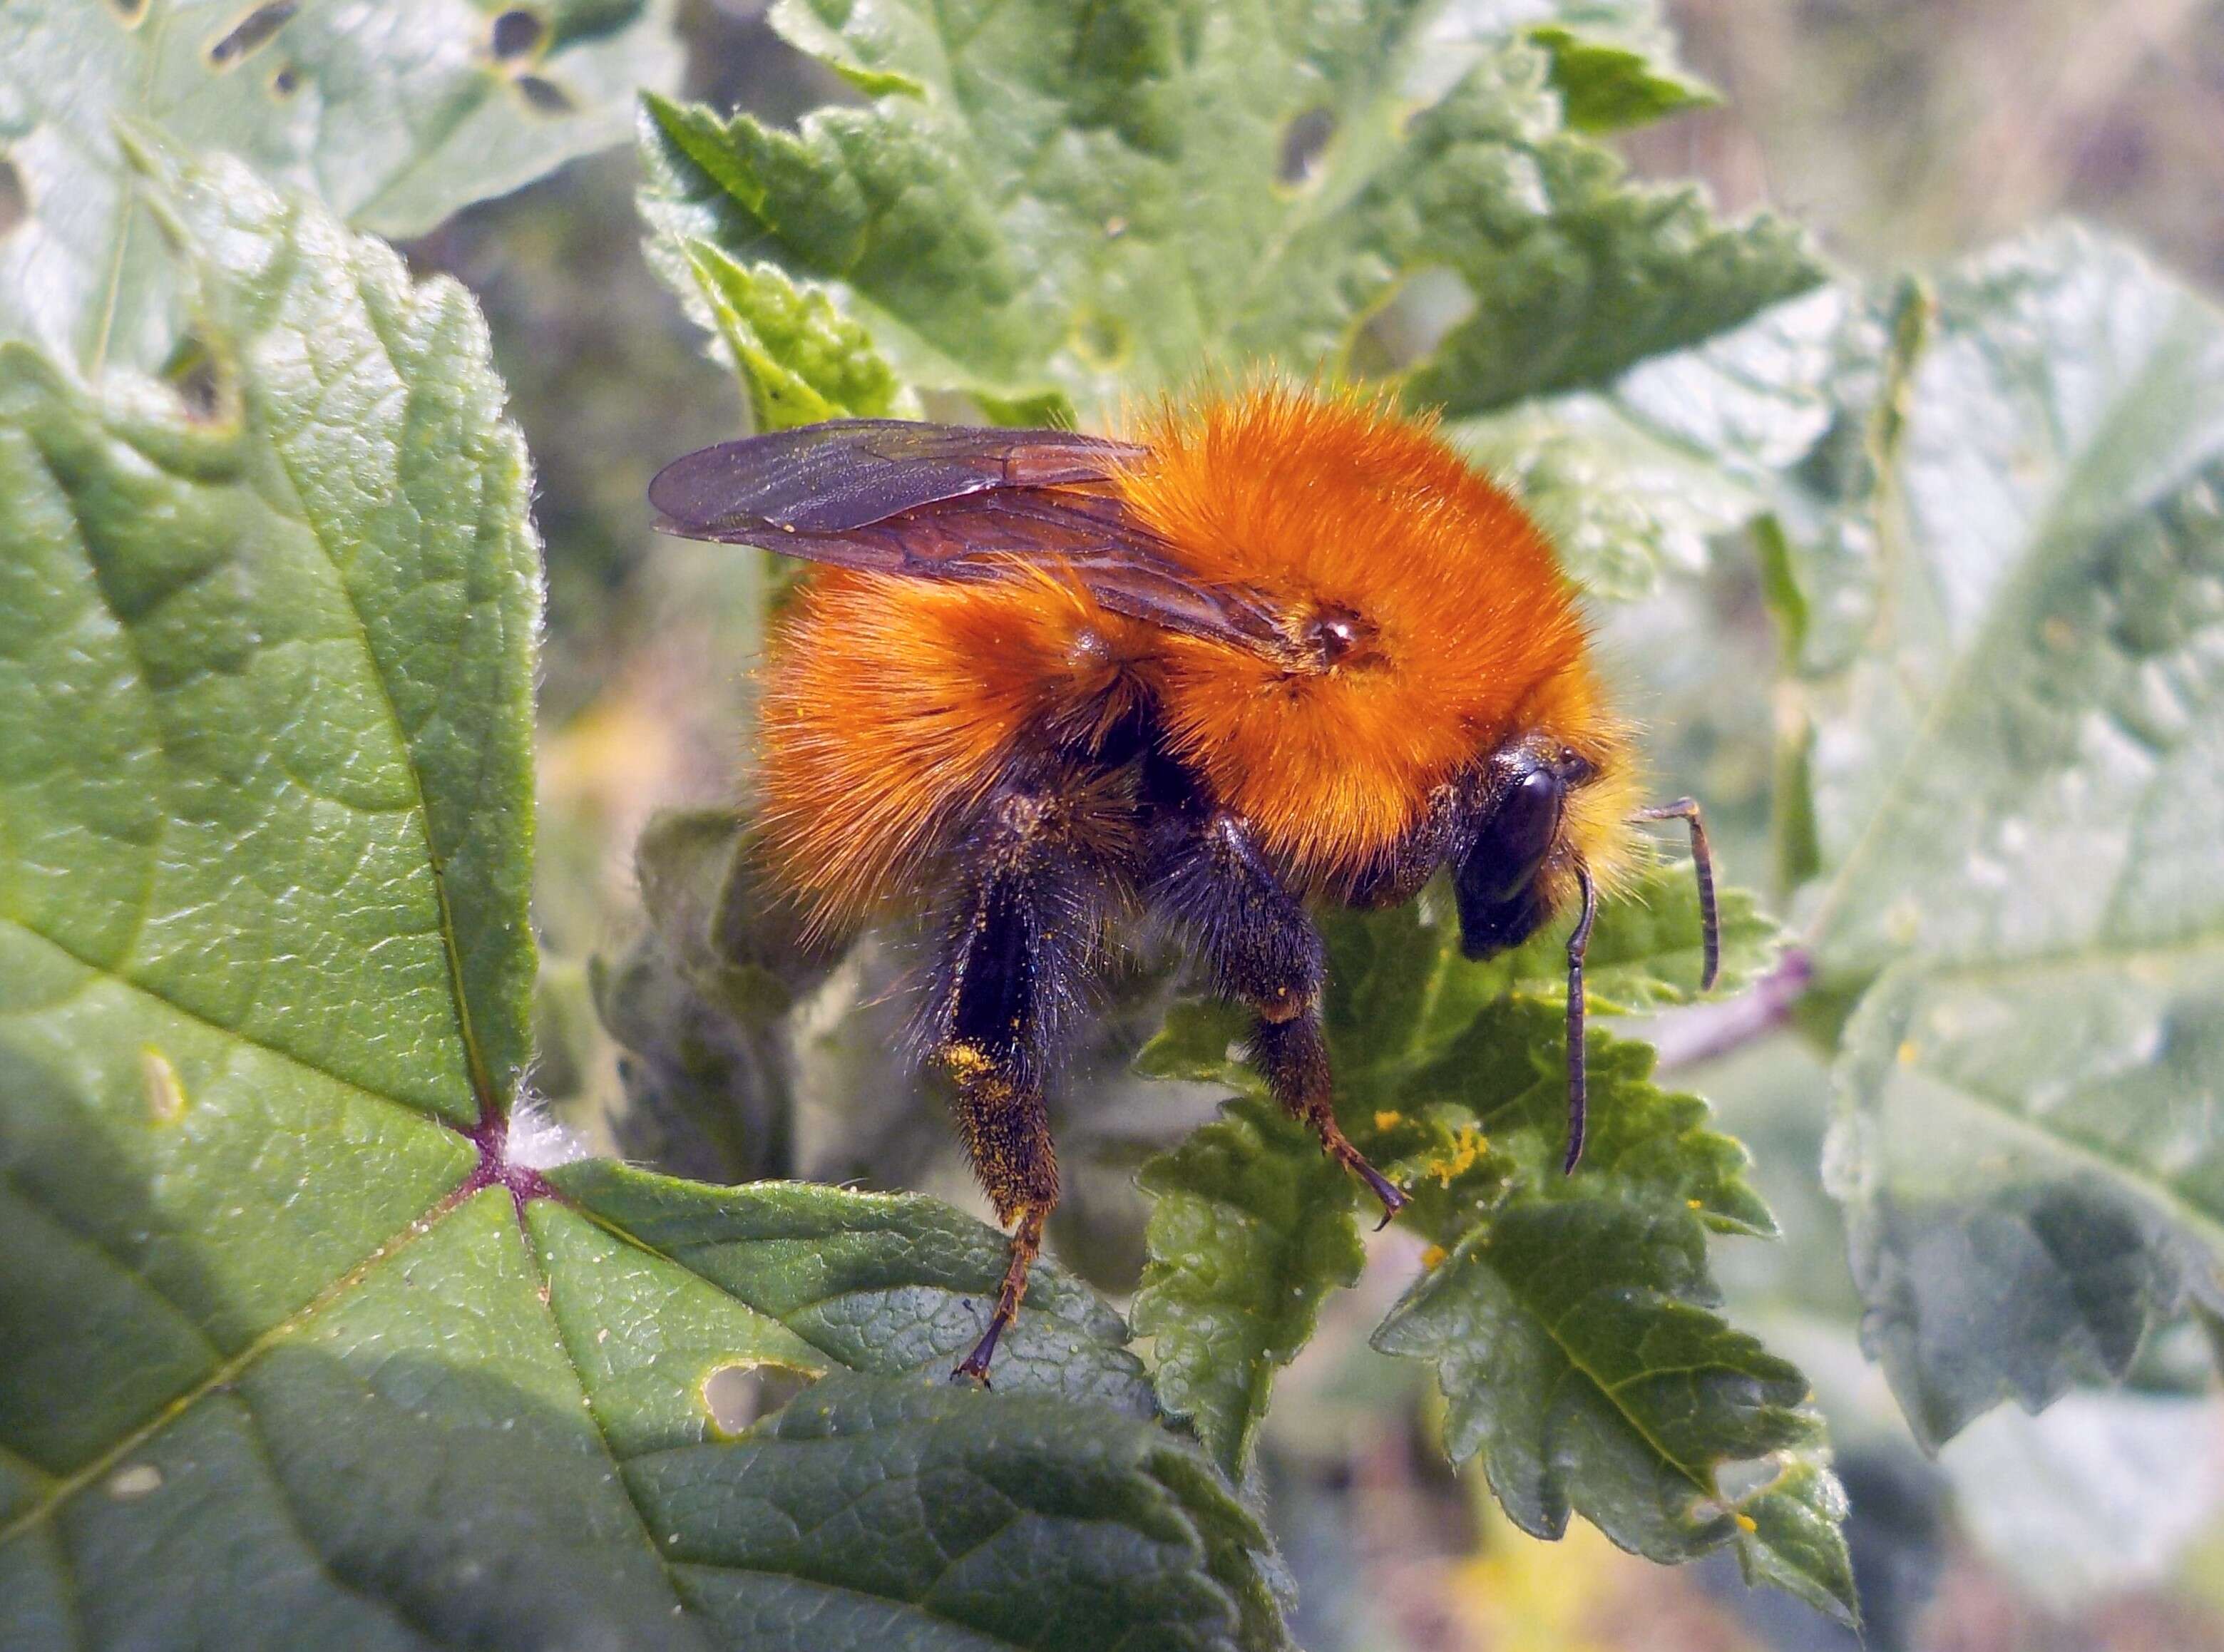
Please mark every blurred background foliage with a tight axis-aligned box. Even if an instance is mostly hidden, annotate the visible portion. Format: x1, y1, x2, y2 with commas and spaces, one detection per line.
406, 3, 2224, 1648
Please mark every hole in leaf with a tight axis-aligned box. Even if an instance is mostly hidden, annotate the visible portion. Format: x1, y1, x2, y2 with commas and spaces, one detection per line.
490, 8, 545, 61
701, 1361, 815, 1436
106, 1463, 162, 1500
1714, 1455, 1781, 1504
0, 157, 26, 242
1346, 266, 1475, 378
270, 63, 300, 97
207, 0, 297, 67
1277, 106, 1337, 189
512, 73, 575, 116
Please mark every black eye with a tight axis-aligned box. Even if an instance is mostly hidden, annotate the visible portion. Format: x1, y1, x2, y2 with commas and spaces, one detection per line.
1454, 761, 1563, 959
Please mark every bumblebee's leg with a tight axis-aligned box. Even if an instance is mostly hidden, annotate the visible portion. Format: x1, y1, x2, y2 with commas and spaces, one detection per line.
1146, 808, 1408, 1223
921, 785, 1111, 1383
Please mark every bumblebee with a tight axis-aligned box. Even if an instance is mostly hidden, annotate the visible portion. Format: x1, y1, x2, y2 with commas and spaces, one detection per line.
651, 384, 1717, 1380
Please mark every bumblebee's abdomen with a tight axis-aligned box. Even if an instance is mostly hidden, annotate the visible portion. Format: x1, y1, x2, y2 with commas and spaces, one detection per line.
756, 568, 1147, 928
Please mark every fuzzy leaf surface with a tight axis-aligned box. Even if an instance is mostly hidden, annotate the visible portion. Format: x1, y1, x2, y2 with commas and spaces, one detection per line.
0, 144, 1286, 1651
0, 0, 680, 372
1767, 227, 2224, 1445
637, 0, 1818, 421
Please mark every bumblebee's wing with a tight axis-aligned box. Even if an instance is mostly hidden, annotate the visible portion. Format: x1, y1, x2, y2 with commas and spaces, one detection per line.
650, 421, 1291, 655
648, 420, 1146, 536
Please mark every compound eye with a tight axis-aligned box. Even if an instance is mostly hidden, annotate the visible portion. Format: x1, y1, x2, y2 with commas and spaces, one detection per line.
1455, 764, 1564, 958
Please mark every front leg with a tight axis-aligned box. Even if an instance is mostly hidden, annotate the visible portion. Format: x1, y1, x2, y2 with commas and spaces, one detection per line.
920, 779, 1116, 1382
1144, 804, 1407, 1223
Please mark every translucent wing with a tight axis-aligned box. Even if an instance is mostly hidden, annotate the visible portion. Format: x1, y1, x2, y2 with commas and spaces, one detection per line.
650, 421, 1293, 655
649, 420, 1144, 535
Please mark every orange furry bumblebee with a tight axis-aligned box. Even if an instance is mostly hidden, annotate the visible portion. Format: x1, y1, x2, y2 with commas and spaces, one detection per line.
652, 384, 1718, 1380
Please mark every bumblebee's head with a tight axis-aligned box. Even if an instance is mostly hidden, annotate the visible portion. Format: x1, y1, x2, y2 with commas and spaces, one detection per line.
1450, 742, 1594, 962
1451, 736, 1720, 1174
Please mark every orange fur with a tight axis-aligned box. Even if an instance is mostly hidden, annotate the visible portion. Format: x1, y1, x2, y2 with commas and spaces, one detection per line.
757, 565, 1151, 925
755, 382, 1639, 927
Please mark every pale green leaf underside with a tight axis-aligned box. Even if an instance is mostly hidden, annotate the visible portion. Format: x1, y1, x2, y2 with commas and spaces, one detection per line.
639, 0, 1818, 422
1776, 226, 2224, 1446
1452, 284, 1845, 600
0, 145, 1282, 1650
0, 0, 681, 374
1829, 946, 2224, 1450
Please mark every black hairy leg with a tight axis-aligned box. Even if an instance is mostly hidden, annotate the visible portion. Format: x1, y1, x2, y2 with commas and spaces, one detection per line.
1144, 794, 1407, 1223
920, 772, 1124, 1382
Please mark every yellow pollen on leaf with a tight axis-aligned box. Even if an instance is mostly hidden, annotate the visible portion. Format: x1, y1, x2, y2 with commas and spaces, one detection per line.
1429, 1125, 1489, 1186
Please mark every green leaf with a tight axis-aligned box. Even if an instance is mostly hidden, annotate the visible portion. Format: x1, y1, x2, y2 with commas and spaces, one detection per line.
0, 133, 539, 1131
1389, 997, 1777, 1239
625, 1368, 1291, 1651
1452, 284, 1845, 600
637, 1, 1820, 420
1455, 0, 1716, 132
1444, 858, 1783, 1020
1372, 1199, 1856, 1625
0, 0, 681, 372
1728, 1448, 1859, 1626
1132, 1096, 1364, 1482
550, 1162, 1155, 1416
681, 241, 922, 432
1766, 226, 2224, 1445
1828, 955, 2224, 1450
1132, 885, 1795, 1494
0, 143, 1291, 1648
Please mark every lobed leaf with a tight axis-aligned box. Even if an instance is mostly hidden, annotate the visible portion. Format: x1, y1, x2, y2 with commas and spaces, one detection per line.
1763, 226, 2224, 1444
1372, 1198, 1855, 1624
0, 0, 680, 374
1465, 0, 1717, 133
636, 0, 1820, 423
0, 142, 1286, 1648
1131, 1097, 1364, 1482
1133, 874, 1808, 1550
680, 242, 921, 433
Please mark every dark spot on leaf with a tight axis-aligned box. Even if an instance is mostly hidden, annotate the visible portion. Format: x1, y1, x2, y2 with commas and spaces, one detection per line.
0, 157, 25, 242
163, 333, 227, 424
1278, 106, 1337, 189
207, 0, 297, 67
702, 1361, 815, 1435
490, 8, 545, 61
108, 0, 148, 24
1069, 304, 1129, 369
270, 64, 300, 97
512, 73, 575, 116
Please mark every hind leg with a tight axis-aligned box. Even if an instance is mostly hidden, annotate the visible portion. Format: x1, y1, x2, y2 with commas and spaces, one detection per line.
920, 780, 1117, 1382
